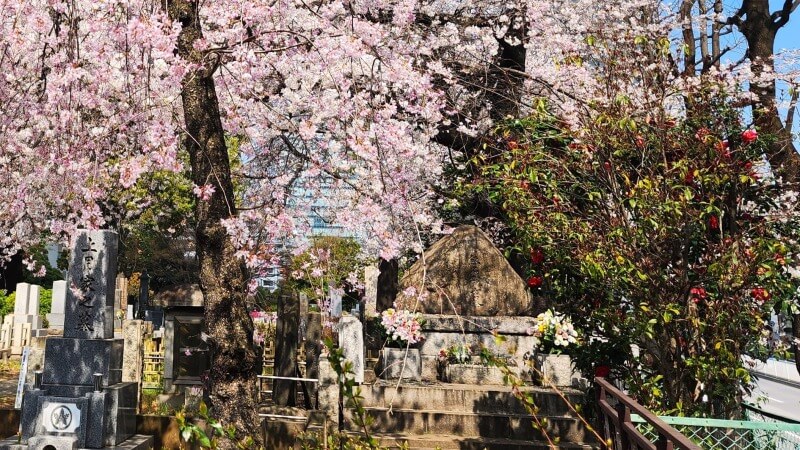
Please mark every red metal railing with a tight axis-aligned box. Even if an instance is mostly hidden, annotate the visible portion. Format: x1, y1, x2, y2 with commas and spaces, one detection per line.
596, 377, 701, 450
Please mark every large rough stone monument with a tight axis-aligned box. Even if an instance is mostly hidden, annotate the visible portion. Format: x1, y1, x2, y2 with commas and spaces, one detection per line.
0, 230, 152, 450
396, 225, 532, 316
395, 225, 538, 382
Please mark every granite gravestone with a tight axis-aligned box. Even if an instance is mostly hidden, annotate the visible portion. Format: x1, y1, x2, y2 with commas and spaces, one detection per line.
363, 265, 379, 318
0, 230, 152, 450
329, 288, 343, 318
338, 316, 364, 383
12, 283, 40, 355
47, 281, 67, 330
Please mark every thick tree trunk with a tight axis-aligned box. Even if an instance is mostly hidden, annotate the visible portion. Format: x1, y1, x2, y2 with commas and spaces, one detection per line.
739, 0, 800, 182
166, 1, 261, 446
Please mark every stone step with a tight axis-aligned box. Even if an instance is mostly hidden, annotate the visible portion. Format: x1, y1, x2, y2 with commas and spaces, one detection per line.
359, 382, 585, 416
355, 407, 595, 443
369, 433, 599, 450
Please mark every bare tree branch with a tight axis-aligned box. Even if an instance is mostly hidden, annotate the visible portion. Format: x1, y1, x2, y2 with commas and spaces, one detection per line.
772, 0, 797, 28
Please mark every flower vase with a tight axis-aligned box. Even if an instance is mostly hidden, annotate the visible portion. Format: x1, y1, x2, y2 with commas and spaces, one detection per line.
380, 348, 421, 381
534, 353, 579, 387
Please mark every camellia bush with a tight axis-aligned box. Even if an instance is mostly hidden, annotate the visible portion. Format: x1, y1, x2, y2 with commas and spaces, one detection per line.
463, 90, 800, 417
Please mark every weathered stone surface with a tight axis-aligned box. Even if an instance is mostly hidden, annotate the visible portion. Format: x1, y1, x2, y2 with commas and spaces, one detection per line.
48, 281, 67, 329
338, 315, 364, 383
64, 230, 118, 340
397, 225, 532, 316
380, 348, 421, 381
363, 265, 379, 318
14, 283, 31, 317
534, 354, 582, 387
422, 314, 534, 334
445, 364, 506, 385
42, 338, 123, 386
121, 320, 149, 383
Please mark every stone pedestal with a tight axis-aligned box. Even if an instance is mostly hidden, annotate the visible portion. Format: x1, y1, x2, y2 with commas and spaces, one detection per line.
417, 315, 537, 382
445, 364, 506, 385
534, 354, 581, 387
380, 348, 421, 381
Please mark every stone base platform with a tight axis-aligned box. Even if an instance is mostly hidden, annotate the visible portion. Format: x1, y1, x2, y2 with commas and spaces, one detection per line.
0, 434, 153, 450
418, 315, 537, 382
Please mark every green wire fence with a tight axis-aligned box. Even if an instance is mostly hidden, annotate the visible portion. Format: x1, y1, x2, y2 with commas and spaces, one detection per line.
631, 408, 800, 450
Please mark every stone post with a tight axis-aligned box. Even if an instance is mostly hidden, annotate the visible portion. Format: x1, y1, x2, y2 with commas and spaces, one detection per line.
338, 316, 364, 383
47, 280, 67, 329
317, 356, 339, 427
274, 294, 298, 406
364, 264, 379, 318
27, 285, 43, 331
12, 283, 31, 354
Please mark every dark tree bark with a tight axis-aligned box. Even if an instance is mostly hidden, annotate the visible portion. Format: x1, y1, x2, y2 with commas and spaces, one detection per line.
376, 258, 399, 312
734, 0, 800, 181
166, 1, 261, 445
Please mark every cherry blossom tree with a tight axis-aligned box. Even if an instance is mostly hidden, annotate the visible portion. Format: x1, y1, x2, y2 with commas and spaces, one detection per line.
2, 0, 800, 439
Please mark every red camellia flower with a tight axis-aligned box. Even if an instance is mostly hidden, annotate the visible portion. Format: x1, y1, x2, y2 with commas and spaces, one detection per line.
527, 275, 543, 288
751, 287, 770, 302
530, 247, 545, 265
741, 129, 758, 144
690, 287, 707, 304
709, 215, 719, 230
595, 365, 611, 378
715, 140, 731, 158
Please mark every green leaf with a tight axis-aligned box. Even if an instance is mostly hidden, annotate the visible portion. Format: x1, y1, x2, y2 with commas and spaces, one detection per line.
198, 434, 212, 448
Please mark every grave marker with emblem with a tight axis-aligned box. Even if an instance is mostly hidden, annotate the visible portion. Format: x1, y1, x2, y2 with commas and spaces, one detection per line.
0, 230, 153, 450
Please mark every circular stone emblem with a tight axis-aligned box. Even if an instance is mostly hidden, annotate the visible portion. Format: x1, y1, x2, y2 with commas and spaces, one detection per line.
50, 405, 73, 430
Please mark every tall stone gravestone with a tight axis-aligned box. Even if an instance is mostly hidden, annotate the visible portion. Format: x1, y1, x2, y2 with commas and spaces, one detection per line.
47, 281, 67, 330
11, 283, 38, 355
338, 316, 364, 383
0, 230, 153, 450
27, 285, 46, 337
363, 264, 379, 318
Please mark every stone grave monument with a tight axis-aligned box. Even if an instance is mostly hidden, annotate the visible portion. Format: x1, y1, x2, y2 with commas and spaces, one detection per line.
395, 225, 538, 381
363, 265, 379, 318
0, 230, 152, 450
46, 281, 67, 330
338, 315, 364, 383
11, 283, 42, 355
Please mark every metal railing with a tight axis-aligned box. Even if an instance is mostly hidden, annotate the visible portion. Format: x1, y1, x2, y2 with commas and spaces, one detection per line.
257, 374, 319, 421
596, 377, 702, 450
632, 411, 800, 450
